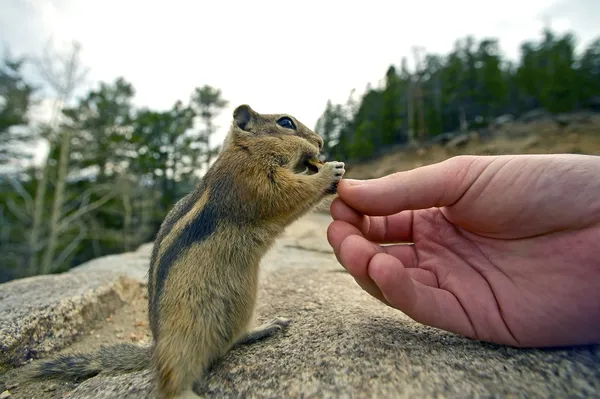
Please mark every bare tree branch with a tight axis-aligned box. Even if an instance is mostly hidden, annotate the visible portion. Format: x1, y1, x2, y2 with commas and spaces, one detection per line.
58, 190, 117, 233
34, 39, 61, 95
31, 235, 49, 253
6, 197, 30, 224
34, 40, 90, 275
33, 38, 89, 103
0, 206, 11, 246
51, 221, 87, 273
7, 176, 34, 215
61, 183, 114, 216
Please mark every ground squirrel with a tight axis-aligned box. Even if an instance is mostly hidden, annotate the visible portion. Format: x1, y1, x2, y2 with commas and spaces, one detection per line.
27, 104, 346, 398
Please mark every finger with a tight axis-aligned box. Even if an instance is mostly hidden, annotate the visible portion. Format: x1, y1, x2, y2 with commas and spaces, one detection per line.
337, 156, 493, 216
330, 198, 368, 232
328, 220, 416, 268
330, 198, 414, 243
338, 234, 381, 283
368, 253, 476, 339
351, 275, 390, 305
328, 220, 420, 273
327, 220, 363, 257
327, 222, 429, 304
333, 231, 390, 305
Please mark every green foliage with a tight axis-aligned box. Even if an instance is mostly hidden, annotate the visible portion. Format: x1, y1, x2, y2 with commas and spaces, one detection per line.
381, 66, 404, 145
348, 86, 384, 158
578, 38, 600, 106
0, 52, 229, 282
317, 28, 600, 162
0, 50, 38, 165
131, 100, 198, 215
63, 77, 136, 178
314, 100, 346, 157
190, 85, 228, 168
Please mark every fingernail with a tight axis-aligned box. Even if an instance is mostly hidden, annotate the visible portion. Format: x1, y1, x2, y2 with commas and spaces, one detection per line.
343, 179, 364, 186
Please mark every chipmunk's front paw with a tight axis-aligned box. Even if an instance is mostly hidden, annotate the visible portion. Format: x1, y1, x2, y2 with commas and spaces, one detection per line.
321, 161, 346, 194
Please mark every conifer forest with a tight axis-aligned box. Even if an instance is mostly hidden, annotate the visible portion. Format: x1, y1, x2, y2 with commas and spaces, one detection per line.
1, 28, 599, 283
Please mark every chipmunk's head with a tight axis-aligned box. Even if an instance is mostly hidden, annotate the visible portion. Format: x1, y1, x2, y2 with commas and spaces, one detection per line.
223, 104, 325, 173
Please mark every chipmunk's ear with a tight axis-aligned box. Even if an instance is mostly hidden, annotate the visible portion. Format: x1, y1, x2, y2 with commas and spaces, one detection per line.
233, 104, 257, 131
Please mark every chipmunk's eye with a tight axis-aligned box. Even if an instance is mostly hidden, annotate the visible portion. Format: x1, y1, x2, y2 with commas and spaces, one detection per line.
276, 117, 296, 130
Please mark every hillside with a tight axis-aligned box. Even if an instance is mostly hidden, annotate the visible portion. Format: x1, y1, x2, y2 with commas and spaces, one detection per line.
342, 111, 600, 180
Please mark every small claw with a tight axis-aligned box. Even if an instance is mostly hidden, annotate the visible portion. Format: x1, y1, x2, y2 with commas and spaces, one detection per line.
268, 317, 292, 328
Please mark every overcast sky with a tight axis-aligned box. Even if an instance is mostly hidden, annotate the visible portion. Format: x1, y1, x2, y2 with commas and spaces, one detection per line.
1, 0, 599, 162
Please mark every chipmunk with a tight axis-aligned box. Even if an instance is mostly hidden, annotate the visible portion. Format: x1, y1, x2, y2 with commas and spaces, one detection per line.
27, 104, 345, 399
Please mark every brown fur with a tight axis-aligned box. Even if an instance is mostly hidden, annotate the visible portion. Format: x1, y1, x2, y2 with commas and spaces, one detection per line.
27, 104, 345, 399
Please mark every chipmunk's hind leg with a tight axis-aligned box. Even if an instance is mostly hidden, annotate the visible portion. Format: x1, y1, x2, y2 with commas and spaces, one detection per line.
234, 317, 291, 346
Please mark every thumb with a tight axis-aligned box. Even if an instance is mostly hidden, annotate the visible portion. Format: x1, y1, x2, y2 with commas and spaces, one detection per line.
338, 155, 493, 216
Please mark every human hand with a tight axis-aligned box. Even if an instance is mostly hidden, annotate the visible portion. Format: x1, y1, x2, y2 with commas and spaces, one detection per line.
327, 154, 600, 348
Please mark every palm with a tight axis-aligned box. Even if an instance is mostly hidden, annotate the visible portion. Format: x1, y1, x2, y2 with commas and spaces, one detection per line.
405, 207, 599, 347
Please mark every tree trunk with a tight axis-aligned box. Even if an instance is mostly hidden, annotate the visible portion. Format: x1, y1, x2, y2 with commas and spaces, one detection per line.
28, 156, 49, 274
407, 79, 414, 142
460, 106, 468, 132
122, 192, 132, 252
40, 129, 72, 274
28, 99, 62, 274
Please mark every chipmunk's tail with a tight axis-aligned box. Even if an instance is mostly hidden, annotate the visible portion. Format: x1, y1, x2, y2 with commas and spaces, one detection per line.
28, 342, 153, 381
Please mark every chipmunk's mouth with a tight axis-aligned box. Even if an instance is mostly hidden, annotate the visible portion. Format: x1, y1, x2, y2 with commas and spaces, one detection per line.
294, 153, 323, 175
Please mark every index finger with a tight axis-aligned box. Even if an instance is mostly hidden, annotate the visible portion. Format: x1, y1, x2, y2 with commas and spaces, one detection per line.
338, 155, 494, 216
330, 197, 414, 244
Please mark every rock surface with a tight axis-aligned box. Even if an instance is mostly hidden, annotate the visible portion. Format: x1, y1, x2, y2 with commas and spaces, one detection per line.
1, 212, 599, 398
0, 268, 140, 370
